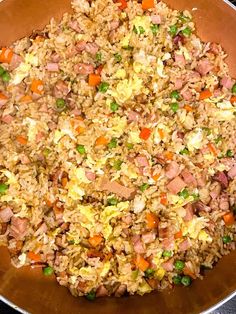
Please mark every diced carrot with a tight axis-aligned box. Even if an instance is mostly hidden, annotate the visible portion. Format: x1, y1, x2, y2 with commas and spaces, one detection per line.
95, 65, 103, 75
135, 255, 150, 272
19, 95, 32, 103
199, 89, 212, 100
105, 251, 113, 261
27, 251, 41, 262
207, 143, 217, 157
184, 104, 193, 112
152, 172, 160, 182
174, 230, 183, 239
230, 96, 236, 104
34, 36, 45, 43
87, 249, 104, 259
0, 48, 14, 63
88, 234, 103, 247
158, 128, 164, 140
116, 0, 128, 10
142, 0, 155, 10
75, 125, 85, 134
16, 135, 28, 145
146, 212, 159, 229
61, 177, 68, 188
0, 92, 8, 100
183, 267, 197, 279
31, 79, 44, 95
160, 192, 168, 206
164, 151, 174, 160
53, 204, 64, 215
95, 136, 109, 146
223, 212, 235, 226
88, 74, 101, 87
139, 127, 152, 140
46, 199, 53, 208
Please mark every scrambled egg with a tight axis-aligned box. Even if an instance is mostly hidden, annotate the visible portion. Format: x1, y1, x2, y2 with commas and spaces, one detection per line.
153, 123, 171, 144
198, 230, 212, 243
137, 280, 153, 295
128, 129, 142, 144
132, 16, 151, 34
155, 267, 166, 280
100, 261, 111, 277
1, 170, 18, 185
183, 217, 209, 239
67, 167, 91, 201
11, 52, 38, 85
213, 101, 236, 121
156, 58, 167, 78
185, 128, 203, 151
121, 163, 138, 179
78, 266, 97, 280
114, 68, 127, 79
108, 116, 127, 138
172, 196, 195, 210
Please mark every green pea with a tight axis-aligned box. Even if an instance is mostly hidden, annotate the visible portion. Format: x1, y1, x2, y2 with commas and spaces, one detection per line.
113, 159, 122, 170
169, 25, 178, 37
182, 27, 192, 37
98, 82, 109, 93
150, 24, 159, 35
179, 188, 189, 199
226, 149, 234, 157
56, 98, 66, 109
181, 275, 191, 286
95, 52, 102, 63
222, 235, 232, 244
179, 12, 191, 23
2, 71, 10, 83
43, 266, 54, 276
170, 90, 180, 100
86, 291, 96, 301
163, 250, 172, 258
114, 53, 122, 63
0, 65, 5, 76
173, 275, 182, 285
145, 268, 155, 278
170, 102, 179, 113
76, 144, 86, 155
126, 143, 134, 150
179, 147, 189, 155
110, 101, 119, 112
232, 83, 236, 94
108, 138, 117, 149
0, 183, 8, 194
140, 183, 149, 192
107, 197, 118, 206
174, 260, 185, 271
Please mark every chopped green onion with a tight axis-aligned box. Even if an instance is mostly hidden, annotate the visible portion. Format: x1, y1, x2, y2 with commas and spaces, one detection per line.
232, 83, 236, 94
86, 291, 96, 301
179, 12, 191, 23
0, 183, 8, 194
215, 135, 223, 144
0, 65, 5, 76
180, 147, 189, 155
169, 25, 178, 37
173, 275, 182, 285
68, 240, 75, 244
107, 197, 118, 206
181, 275, 191, 286
150, 24, 159, 35
98, 82, 109, 93
170, 102, 179, 113
114, 53, 122, 63
132, 269, 139, 280
43, 148, 51, 157
179, 188, 189, 199
108, 138, 117, 149
95, 52, 102, 63
222, 235, 232, 244
192, 193, 200, 201
170, 90, 180, 100
110, 101, 119, 112
144, 268, 155, 278
203, 127, 211, 136
140, 183, 149, 192
76, 144, 86, 155
226, 149, 234, 157
43, 266, 54, 276
2, 71, 10, 83
122, 45, 133, 51
113, 159, 123, 170
182, 27, 192, 37
133, 26, 145, 35
174, 260, 185, 271
163, 250, 172, 258
126, 143, 134, 150
56, 98, 66, 109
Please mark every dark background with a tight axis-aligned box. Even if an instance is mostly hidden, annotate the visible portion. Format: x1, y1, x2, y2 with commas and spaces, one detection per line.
1, 0, 236, 313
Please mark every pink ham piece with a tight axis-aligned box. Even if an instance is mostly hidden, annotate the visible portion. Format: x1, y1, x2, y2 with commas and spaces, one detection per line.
210, 42, 220, 55
85, 43, 99, 55
167, 176, 186, 194
228, 164, 236, 179
131, 235, 145, 254
0, 207, 13, 222
192, 201, 210, 213
181, 169, 197, 187
66, 45, 77, 58
165, 161, 180, 179
174, 78, 184, 90
46, 62, 59, 72
151, 15, 162, 24
128, 110, 139, 122
162, 237, 175, 250
136, 155, 149, 168
51, 53, 61, 63
68, 20, 83, 33
109, 20, 120, 31
36, 132, 45, 143
10, 54, 23, 70
142, 232, 156, 244
96, 285, 108, 297
174, 53, 186, 67
85, 171, 96, 181
158, 227, 170, 239
53, 80, 70, 98
181, 89, 192, 101
1, 114, 13, 124
0, 96, 8, 108
196, 59, 213, 76
161, 259, 174, 272
183, 203, 194, 222
76, 40, 87, 52
114, 284, 127, 297
19, 153, 30, 165
74, 63, 94, 75
100, 177, 136, 199
35, 222, 47, 236
173, 35, 184, 46
213, 171, 228, 189
179, 238, 191, 251
10, 217, 28, 240
221, 76, 234, 89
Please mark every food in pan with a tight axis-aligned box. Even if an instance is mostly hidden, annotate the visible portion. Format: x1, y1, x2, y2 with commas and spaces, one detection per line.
0, 0, 235, 299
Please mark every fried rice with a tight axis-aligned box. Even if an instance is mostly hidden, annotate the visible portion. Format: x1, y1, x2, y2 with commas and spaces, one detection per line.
0, 0, 236, 299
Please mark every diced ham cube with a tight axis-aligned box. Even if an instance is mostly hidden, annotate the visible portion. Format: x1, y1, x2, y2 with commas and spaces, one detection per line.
196, 59, 213, 76
165, 161, 180, 179
167, 176, 186, 194
221, 76, 234, 89
179, 238, 191, 251
74, 63, 94, 75
131, 235, 145, 254
68, 20, 83, 33
174, 78, 184, 90
53, 80, 70, 98
136, 155, 149, 168
161, 259, 174, 271
183, 203, 194, 222
109, 20, 120, 31
181, 89, 192, 101
174, 53, 186, 67
10, 217, 28, 239
10, 54, 23, 70
85, 43, 99, 55
96, 285, 108, 297
213, 171, 228, 189
181, 169, 197, 187
46, 62, 59, 72
128, 110, 140, 122
100, 177, 136, 199
85, 171, 96, 181
142, 232, 156, 244
162, 237, 175, 250
151, 15, 162, 24
228, 164, 236, 179
76, 40, 87, 52
1, 114, 14, 124
0, 207, 13, 222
